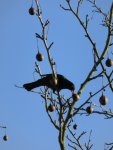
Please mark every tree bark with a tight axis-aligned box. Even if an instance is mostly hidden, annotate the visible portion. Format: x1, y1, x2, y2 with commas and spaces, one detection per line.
58, 134, 65, 150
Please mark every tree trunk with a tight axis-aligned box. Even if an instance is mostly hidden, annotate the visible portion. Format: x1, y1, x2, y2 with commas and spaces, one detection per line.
58, 129, 65, 150
58, 137, 65, 150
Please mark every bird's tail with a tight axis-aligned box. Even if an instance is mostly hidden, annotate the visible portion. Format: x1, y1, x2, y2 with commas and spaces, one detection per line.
23, 79, 43, 91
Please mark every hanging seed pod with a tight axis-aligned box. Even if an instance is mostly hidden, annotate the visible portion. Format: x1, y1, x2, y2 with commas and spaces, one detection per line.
105, 58, 113, 67
36, 52, 44, 61
86, 106, 94, 114
99, 94, 108, 105
48, 104, 55, 112
3, 135, 8, 141
72, 94, 80, 102
29, 7, 35, 15
73, 123, 78, 130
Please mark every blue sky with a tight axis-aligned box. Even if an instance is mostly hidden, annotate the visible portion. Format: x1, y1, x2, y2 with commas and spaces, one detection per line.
0, 0, 113, 149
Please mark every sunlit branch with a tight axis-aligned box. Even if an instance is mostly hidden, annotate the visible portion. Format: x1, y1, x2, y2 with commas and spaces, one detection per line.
35, 0, 56, 80
78, 107, 113, 119
85, 130, 93, 150
67, 127, 86, 150
41, 92, 59, 130
87, 0, 108, 17
60, 4, 71, 11
76, 0, 83, 15
64, 1, 113, 92
88, 71, 104, 81
73, 79, 113, 117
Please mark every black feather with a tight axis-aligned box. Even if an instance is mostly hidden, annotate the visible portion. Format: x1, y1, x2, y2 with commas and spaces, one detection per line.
23, 74, 75, 92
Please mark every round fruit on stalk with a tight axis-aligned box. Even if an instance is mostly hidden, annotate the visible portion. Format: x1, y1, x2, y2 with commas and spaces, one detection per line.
99, 95, 108, 105
36, 52, 44, 61
105, 58, 113, 67
73, 124, 78, 130
3, 135, 8, 141
86, 106, 94, 114
72, 94, 80, 102
29, 7, 35, 15
48, 104, 55, 112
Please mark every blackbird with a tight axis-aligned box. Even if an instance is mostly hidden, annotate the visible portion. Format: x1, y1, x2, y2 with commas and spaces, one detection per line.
23, 74, 75, 93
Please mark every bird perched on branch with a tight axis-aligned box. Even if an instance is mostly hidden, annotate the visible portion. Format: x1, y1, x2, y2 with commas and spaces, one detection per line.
23, 74, 75, 94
